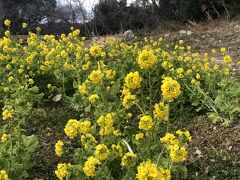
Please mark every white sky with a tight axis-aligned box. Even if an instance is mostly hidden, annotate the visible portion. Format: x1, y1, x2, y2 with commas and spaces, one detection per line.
58, 0, 134, 10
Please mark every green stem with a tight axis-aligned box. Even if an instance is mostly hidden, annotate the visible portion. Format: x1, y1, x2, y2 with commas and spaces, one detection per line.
135, 103, 145, 114
156, 147, 166, 166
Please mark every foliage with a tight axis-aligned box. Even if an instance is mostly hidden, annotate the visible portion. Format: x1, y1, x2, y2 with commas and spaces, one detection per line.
0, 21, 239, 179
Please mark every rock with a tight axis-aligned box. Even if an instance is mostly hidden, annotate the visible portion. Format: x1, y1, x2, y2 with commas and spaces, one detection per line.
164, 33, 171, 38
179, 30, 187, 36
179, 30, 193, 36
234, 25, 240, 32
123, 30, 134, 40
187, 30, 193, 35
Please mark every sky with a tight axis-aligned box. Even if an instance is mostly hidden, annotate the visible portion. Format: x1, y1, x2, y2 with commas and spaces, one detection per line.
58, 0, 134, 11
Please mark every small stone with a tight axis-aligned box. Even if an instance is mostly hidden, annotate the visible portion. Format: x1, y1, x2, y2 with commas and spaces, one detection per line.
187, 30, 193, 35
179, 30, 187, 36
164, 33, 171, 38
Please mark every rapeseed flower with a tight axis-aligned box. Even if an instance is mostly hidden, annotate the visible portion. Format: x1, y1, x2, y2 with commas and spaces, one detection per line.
122, 93, 136, 109
97, 113, 115, 136
111, 144, 123, 156
2, 106, 14, 120
153, 102, 169, 121
0, 170, 8, 180
139, 115, 154, 131
83, 156, 100, 177
161, 77, 181, 102
121, 152, 137, 166
124, 71, 142, 90
88, 69, 103, 84
55, 140, 64, 157
55, 163, 71, 180
136, 160, 159, 180
64, 119, 80, 139
79, 120, 92, 134
4, 19, 11, 27
137, 50, 157, 69
94, 144, 109, 161
81, 133, 97, 149
1, 134, 7, 143
88, 94, 100, 104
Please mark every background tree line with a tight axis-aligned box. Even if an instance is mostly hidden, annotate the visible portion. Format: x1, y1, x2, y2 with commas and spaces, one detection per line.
0, 0, 240, 36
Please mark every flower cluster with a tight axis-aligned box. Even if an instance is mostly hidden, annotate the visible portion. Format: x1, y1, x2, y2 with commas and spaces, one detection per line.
97, 113, 115, 136
137, 50, 157, 69
55, 163, 72, 180
160, 131, 191, 163
0, 170, 8, 180
83, 156, 101, 177
136, 160, 171, 180
161, 77, 181, 102
55, 140, 64, 157
2, 106, 14, 120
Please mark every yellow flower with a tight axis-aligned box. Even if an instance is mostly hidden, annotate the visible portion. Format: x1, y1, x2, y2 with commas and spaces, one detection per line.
94, 144, 109, 161
8, 76, 14, 83
191, 79, 197, 85
3, 87, 9, 92
124, 71, 142, 90
79, 120, 91, 134
196, 73, 201, 80
81, 134, 97, 149
0, 170, 8, 180
47, 84, 52, 89
106, 69, 116, 80
64, 119, 80, 139
139, 115, 154, 131
28, 78, 34, 85
82, 61, 91, 70
4, 19, 11, 27
55, 140, 64, 157
176, 68, 184, 74
159, 168, 171, 180
2, 106, 14, 120
161, 77, 181, 102
122, 93, 136, 109
1, 134, 7, 143
55, 163, 71, 180
136, 160, 160, 180
88, 69, 103, 84
160, 133, 179, 147
135, 133, 144, 140
22, 23, 27, 29
111, 144, 123, 156
137, 50, 157, 69
97, 113, 115, 136
127, 113, 132, 118
83, 156, 100, 177
220, 47, 226, 54
179, 40, 184, 44
4, 31, 10, 37
153, 102, 169, 121
88, 94, 100, 104
223, 55, 232, 64
169, 145, 187, 163
113, 130, 122, 137
72, 29, 80, 37
187, 46, 191, 51
121, 152, 137, 166
90, 44, 103, 58
78, 83, 88, 95
176, 130, 192, 142
121, 87, 131, 97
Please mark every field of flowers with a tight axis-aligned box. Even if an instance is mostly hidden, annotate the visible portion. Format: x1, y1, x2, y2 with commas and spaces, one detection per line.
0, 20, 239, 179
